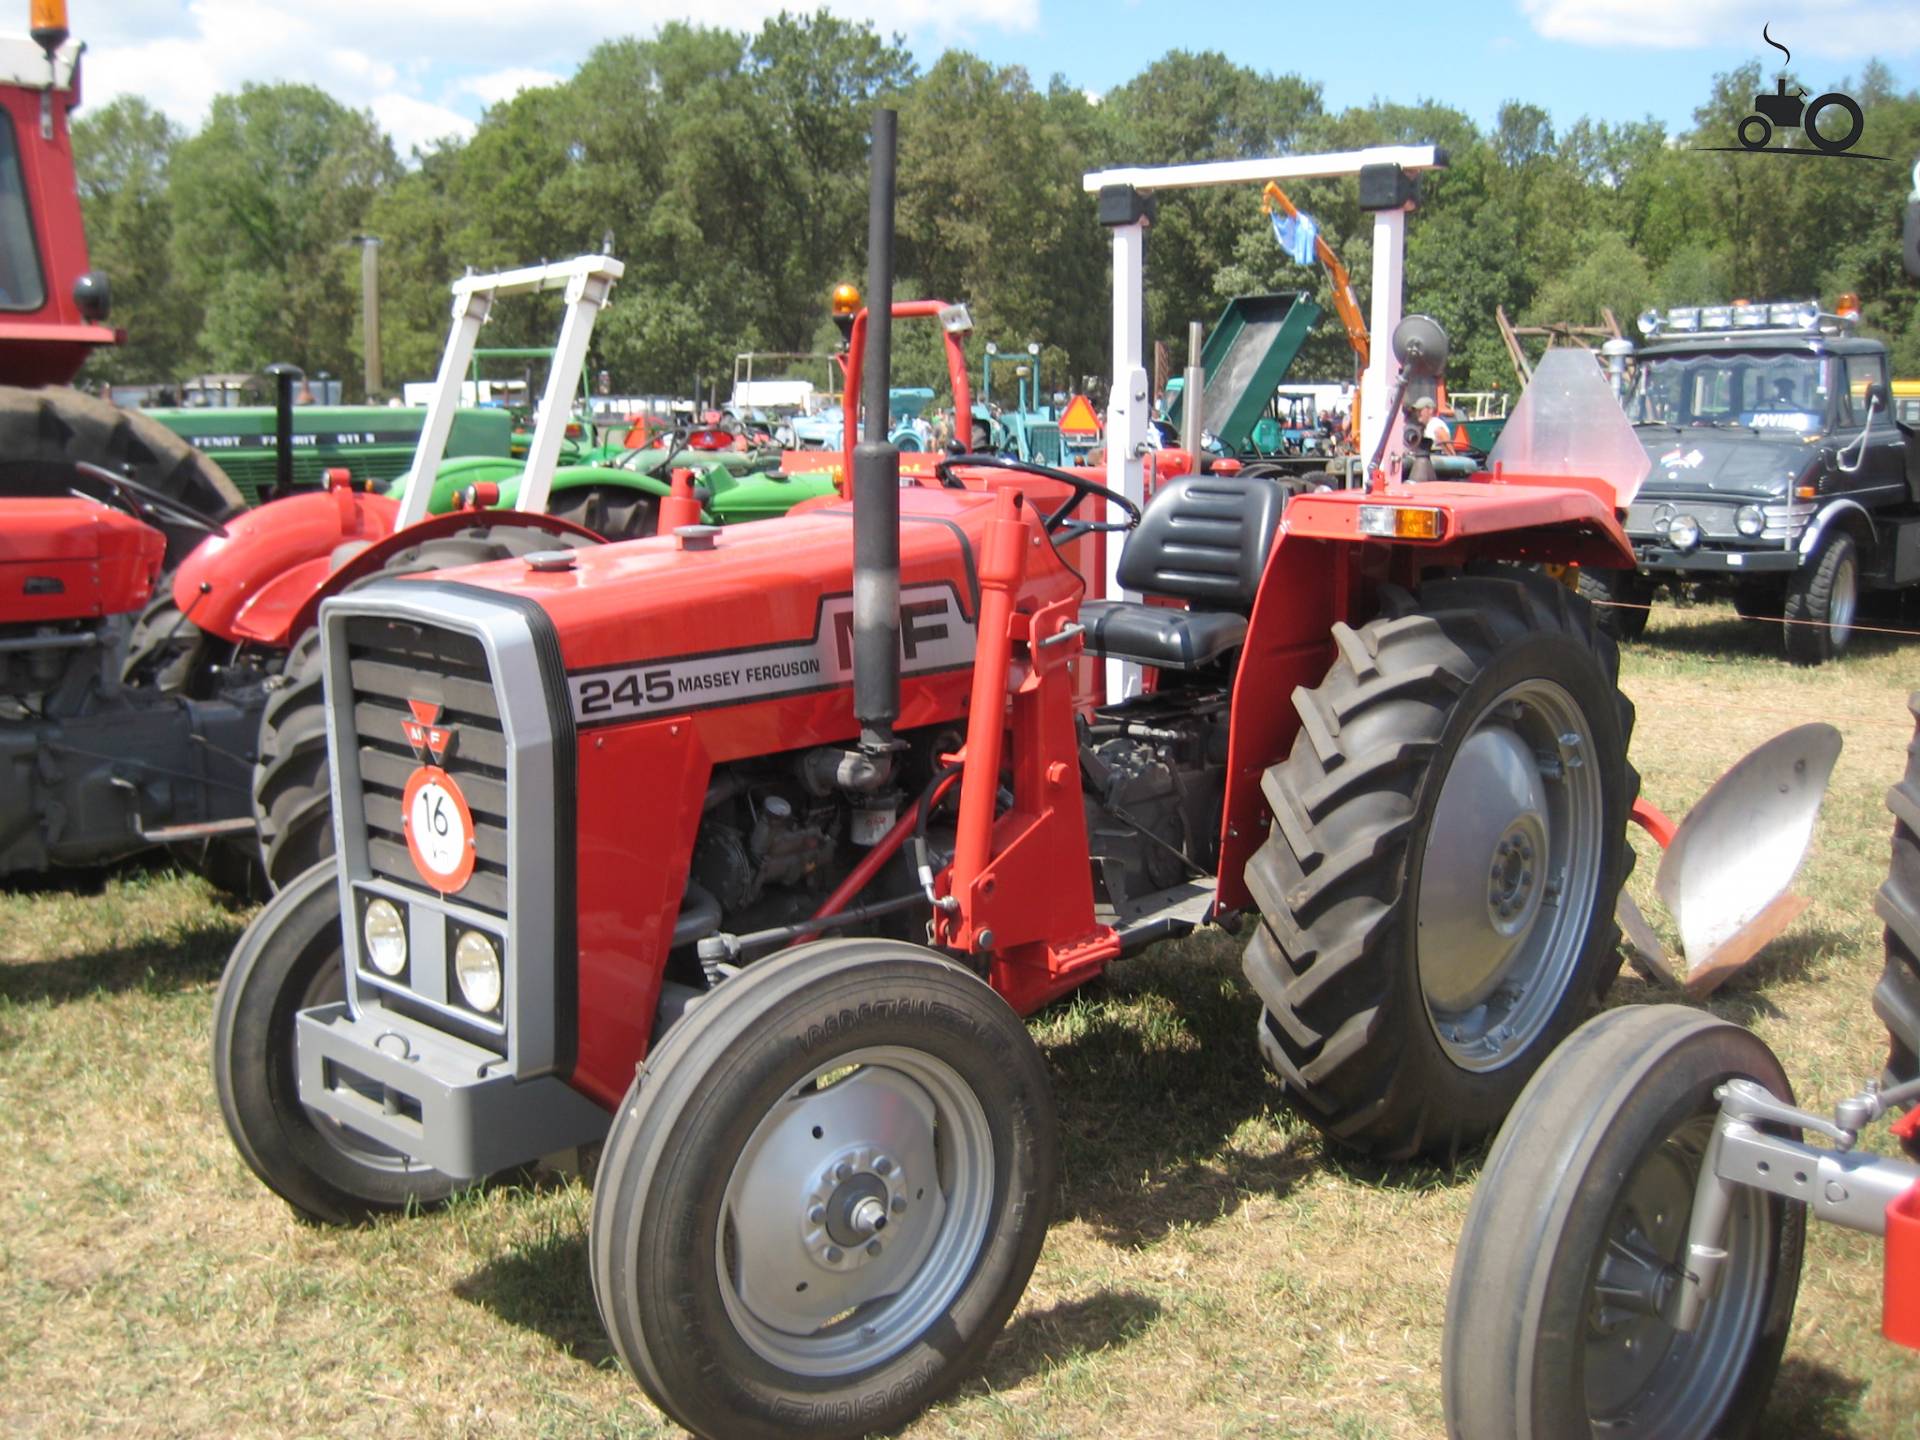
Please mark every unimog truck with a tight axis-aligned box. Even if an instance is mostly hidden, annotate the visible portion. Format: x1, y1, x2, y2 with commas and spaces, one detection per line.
1587, 300, 1915, 663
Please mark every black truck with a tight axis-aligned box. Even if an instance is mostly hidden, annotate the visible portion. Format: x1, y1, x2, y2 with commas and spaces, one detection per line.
1584, 301, 1915, 663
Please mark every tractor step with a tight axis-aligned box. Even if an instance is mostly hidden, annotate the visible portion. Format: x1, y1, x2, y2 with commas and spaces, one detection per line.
1107, 877, 1219, 955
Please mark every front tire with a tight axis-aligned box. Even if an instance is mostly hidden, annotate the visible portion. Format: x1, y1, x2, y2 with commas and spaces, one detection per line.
590, 938, 1056, 1440
1784, 528, 1858, 664
212, 861, 460, 1224
1443, 1005, 1804, 1439
1576, 565, 1652, 641
1242, 567, 1638, 1158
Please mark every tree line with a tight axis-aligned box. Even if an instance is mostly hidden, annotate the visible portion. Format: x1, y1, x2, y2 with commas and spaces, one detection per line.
74, 12, 1920, 409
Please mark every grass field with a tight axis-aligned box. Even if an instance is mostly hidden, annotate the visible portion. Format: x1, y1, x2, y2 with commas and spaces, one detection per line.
3, 598, 1918, 1439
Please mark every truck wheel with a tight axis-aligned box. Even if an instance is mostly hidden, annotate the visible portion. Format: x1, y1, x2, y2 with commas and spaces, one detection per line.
212, 860, 461, 1224
590, 938, 1056, 1440
251, 524, 599, 891
0, 384, 244, 569
1575, 566, 1651, 641
1783, 528, 1858, 664
1443, 1005, 1803, 1439
546, 482, 659, 541
1243, 567, 1637, 1158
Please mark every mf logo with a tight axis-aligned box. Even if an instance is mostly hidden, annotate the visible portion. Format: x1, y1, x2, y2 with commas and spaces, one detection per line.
401, 698, 454, 765
1699, 26, 1886, 161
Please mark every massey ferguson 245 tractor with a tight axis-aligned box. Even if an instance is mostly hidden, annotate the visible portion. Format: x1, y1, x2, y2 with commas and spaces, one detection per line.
214, 121, 1818, 1438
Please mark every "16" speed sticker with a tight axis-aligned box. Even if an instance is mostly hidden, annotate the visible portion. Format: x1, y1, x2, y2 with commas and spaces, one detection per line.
401, 764, 477, 893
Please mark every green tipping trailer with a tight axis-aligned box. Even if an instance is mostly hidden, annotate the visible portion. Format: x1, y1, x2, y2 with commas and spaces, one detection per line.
144, 405, 514, 505
1165, 291, 1322, 453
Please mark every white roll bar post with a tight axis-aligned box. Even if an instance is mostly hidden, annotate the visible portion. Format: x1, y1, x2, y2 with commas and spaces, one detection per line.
393, 254, 625, 529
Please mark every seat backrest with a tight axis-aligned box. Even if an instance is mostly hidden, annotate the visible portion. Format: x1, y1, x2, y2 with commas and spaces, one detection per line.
1115, 472, 1285, 610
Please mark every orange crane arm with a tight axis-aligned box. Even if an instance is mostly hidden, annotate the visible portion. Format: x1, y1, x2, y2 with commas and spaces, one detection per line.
1262, 181, 1369, 371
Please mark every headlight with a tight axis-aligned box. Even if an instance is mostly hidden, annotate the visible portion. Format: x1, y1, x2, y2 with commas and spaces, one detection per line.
1636, 309, 1660, 337
1735, 504, 1765, 537
1668, 514, 1702, 551
363, 898, 407, 977
453, 930, 502, 1013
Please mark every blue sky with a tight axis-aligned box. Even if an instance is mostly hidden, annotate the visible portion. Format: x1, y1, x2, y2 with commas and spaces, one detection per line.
88, 1, 1920, 156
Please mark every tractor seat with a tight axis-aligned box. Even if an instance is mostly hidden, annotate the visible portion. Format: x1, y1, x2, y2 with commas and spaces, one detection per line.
1079, 473, 1285, 670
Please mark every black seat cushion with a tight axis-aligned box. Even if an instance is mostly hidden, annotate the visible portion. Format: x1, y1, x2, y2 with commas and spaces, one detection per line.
1081, 599, 1248, 670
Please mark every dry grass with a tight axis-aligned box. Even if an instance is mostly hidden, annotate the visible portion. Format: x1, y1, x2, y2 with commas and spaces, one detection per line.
2, 596, 1918, 1439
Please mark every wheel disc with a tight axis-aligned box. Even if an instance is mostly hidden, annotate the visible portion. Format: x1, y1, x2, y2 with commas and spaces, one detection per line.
717, 1045, 995, 1377
1584, 1116, 1772, 1432
1417, 678, 1604, 1070
1829, 551, 1858, 642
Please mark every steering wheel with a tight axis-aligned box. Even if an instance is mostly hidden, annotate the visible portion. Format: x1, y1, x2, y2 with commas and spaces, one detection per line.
72, 459, 228, 539
932, 451, 1141, 535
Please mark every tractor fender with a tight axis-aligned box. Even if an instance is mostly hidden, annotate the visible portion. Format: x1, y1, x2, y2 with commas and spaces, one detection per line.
174, 487, 401, 645
543, 464, 674, 502
383, 454, 529, 514
1282, 478, 1637, 570
279, 509, 606, 646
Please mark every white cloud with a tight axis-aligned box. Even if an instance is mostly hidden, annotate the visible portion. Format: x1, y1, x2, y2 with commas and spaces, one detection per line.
455, 68, 568, 109
1520, 0, 1920, 56
80, 0, 1041, 155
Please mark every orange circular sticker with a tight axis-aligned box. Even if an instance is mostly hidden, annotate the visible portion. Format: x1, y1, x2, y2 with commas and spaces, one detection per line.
401, 764, 477, 893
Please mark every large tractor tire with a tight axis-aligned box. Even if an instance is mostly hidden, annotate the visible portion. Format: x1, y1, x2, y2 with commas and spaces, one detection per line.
590, 938, 1056, 1440
0, 384, 244, 569
252, 523, 599, 891
1874, 693, 1920, 1112
213, 860, 462, 1224
1575, 565, 1652, 642
1443, 1005, 1804, 1438
545, 482, 659, 541
1242, 566, 1638, 1159
1783, 527, 1859, 665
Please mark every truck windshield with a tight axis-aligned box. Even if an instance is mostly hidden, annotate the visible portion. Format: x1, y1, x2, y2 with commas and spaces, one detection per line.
0, 114, 45, 312
1626, 351, 1826, 433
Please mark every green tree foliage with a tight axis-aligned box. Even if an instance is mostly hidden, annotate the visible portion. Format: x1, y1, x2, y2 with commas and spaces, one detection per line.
74, 20, 1920, 403
71, 96, 195, 385
164, 84, 397, 384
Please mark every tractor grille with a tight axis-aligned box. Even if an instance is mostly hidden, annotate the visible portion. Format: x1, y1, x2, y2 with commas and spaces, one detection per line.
341, 614, 510, 915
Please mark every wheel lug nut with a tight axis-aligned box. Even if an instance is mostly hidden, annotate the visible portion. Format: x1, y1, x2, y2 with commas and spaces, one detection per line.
891, 1196, 907, 1214
825, 1246, 843, 1264
866, 1240, 883, 1257
809, 1205, 825, 1225
835, 1162, 852, 1182
873, 1156, 892, 1175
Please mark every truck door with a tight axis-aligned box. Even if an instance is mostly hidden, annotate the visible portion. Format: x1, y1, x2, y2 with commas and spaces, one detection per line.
1836, 352, 1911, 503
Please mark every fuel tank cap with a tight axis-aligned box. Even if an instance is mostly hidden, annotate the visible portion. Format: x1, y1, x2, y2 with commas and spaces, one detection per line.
676, 525, 721, 551
524, 549, 577, 572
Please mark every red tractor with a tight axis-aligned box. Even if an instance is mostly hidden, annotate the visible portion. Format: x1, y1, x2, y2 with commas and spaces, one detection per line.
212, 120, 1804, 1438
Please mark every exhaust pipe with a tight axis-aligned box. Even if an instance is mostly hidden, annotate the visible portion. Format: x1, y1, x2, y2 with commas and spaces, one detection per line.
852, 108, 901, 754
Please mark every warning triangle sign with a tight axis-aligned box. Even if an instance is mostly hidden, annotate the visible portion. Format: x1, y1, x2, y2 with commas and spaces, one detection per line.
1058, 394, 1101, 437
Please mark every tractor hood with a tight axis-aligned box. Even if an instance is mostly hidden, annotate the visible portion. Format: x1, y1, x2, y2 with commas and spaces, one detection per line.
1629, 427, 1816, 502
390, 486, 1067, 731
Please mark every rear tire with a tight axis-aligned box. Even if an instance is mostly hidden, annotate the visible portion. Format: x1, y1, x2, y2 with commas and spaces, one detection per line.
1875, 693, 1920, 1129
1443, 1005, 1804, 1439
212, 861, 461, 1224
1242, 567, 1638, 1158
0, 384, 244, 569
590, 938, 1056, 1440
1783, 528, 1858, 665
1576, 566, 1651, 642
251, 523, 599, 891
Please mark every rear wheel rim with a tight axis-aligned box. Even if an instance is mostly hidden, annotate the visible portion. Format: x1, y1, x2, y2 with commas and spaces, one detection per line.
717, 1044, 995, 1377
1416, 677, 1604, 1071
1583, 1115, 1771, 1433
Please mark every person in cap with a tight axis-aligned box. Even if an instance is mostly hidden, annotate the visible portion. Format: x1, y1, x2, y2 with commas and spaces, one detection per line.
1413, 396, 1454, 453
